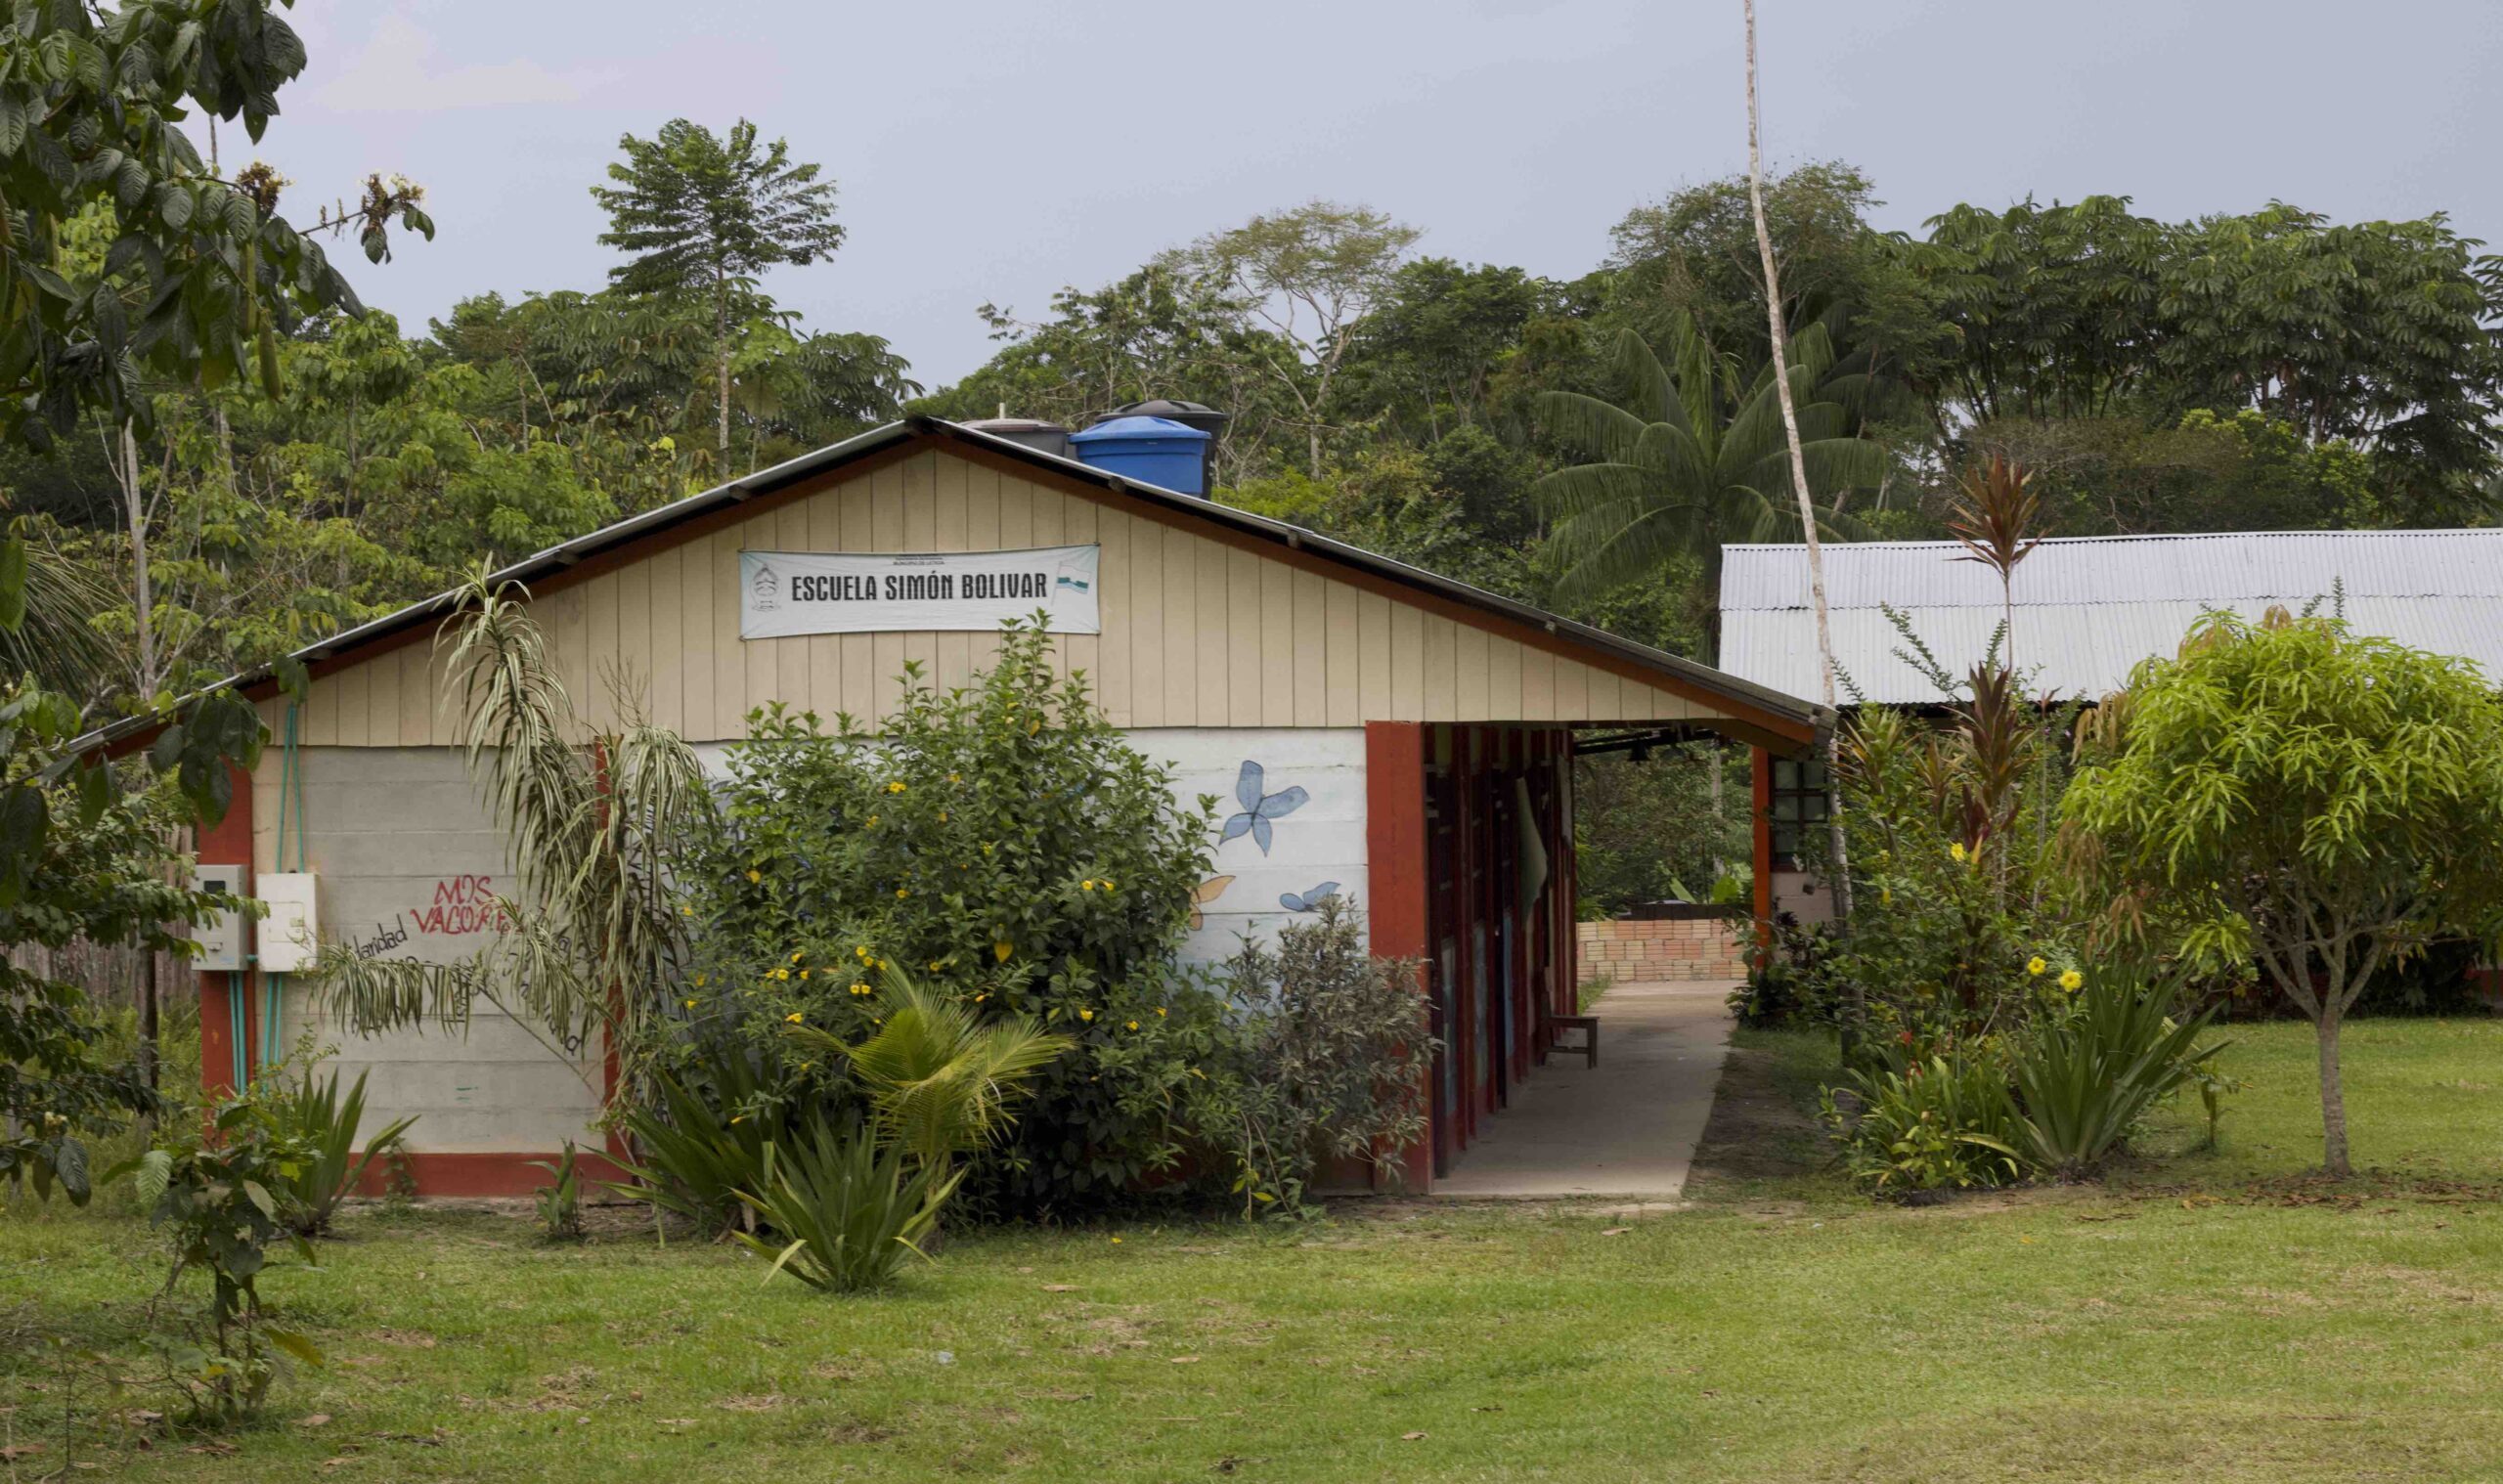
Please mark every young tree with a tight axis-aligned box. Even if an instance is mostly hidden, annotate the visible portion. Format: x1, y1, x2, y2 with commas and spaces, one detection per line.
590, 119, 847, 466
2065, 613, 2503, 1175
1179, 202, 1421, 476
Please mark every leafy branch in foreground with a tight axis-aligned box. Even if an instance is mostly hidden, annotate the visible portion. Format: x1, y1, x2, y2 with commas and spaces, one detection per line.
308, 569, 708, 1106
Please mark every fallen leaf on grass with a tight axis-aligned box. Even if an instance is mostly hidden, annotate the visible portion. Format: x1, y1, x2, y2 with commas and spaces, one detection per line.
1169, 1355, 1201, 1365
184, 1441, 238, 1456
298, 1413, 334, 1428
1600, 1227, 1631, 1237
0, 1445, 43, 1462
1401, 1431, 1427, 1441
1041, 1284, 1079, 1292
1470, 1405, 1505, 1414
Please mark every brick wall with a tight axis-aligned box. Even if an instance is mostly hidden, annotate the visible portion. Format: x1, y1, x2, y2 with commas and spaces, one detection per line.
1575, 914, 1749, 983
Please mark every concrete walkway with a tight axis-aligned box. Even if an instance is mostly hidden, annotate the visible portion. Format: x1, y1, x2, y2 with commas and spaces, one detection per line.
1431, 980, 1735, 1200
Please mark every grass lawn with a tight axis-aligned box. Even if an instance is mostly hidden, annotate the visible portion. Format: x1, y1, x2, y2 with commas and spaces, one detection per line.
7, 1017, 2503, 1482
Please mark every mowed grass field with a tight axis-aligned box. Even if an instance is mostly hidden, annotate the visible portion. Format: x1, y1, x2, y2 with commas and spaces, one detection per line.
6, 1017, 2503, 1482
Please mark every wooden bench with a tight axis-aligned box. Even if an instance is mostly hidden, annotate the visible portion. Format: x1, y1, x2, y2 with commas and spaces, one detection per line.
1538, 1007, 1601, 1069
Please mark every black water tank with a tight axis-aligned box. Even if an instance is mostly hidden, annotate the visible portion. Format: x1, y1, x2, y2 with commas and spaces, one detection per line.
961, 416, 1072, 460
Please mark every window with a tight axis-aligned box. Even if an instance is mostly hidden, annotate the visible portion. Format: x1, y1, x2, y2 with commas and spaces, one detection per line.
1769, 757, 1829, 865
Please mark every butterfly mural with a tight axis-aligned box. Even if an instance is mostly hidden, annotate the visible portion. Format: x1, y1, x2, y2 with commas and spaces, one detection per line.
1218, 761, 1307, 855
1186, 875, 1236, 931
1279, 882, 1340, 913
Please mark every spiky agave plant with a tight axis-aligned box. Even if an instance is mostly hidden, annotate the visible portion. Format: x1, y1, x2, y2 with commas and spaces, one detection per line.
308, 569, 710, 1111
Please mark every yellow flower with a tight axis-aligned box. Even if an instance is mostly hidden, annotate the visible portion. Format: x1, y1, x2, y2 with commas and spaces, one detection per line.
896, 888, 909, 899
772, 968, 791, 981
947, 772, 961, 784
974, 992, 988, 1003
682, 998, 697, 1009
1125, 1019, 1140, 1030
1081, 879, 1096, 892
1078, 1008, 1095, 1022
694, 974, 707, 987
1109, 1236, 1121, 1244
1880, 888, 1893, 906
1950, 842, 1968, 863
994, 940, 1013, 963
856, 945, 870, 959
938, 811, 947, 822
928, 959, 944, 971
680, 903, 693, 916
800, 968, 812, 980
785, 1012, 805, 1024
730, 1115, 746, 1125
2058, 970, 2084, 992
2027, 956, 2047, 976
746, 869, 762, 883
1101, 878, 1114, 890
887, 780, 907, 794
982, 842, 994, 856
790, 950, 805, 963
850, 982, 869, 995
1156, 1007, 1167, 1019
866, 815, 879, 828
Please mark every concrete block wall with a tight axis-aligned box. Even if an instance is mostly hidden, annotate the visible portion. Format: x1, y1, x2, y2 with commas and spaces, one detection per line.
1576, 915, 1747, 983
255, 746, 606, 1155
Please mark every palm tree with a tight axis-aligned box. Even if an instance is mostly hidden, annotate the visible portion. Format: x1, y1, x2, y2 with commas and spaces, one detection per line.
788, 970, 1071, 1176
1532, 318, 1881, 622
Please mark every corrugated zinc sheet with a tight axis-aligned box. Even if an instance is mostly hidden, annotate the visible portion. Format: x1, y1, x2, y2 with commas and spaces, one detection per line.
1719, 530, 2503, 703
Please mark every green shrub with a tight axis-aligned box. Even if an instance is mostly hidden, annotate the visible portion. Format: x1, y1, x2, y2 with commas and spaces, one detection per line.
1823, 1055, 2024, 1195
262, 1060, 417, 1236
682, 619, 1226, 1214
110, 1090, 328, 1425
1202, 898, 1435, 1212
2006, 967, 2224, 1178
528, 1141, 585, 1242
610, 1040, 800, 1236
732, 1116, 959, 1294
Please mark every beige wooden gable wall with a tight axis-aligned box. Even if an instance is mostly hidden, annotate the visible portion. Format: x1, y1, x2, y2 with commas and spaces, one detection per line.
268, 447, 1732, 744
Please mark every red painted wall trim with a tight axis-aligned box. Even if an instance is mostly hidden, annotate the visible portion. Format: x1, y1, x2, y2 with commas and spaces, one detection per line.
347, 1150, 629, 1200
1364, 721, 1433, 1193
1750, 747, 1775, 947
195, 762, 255, 1097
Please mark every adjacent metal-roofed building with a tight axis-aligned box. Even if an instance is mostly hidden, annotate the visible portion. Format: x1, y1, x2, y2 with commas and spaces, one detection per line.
1720, 528, 2503, 705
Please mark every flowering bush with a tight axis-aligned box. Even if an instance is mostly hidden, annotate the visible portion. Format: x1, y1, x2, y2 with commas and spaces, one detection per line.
680, 619, 1229, 1214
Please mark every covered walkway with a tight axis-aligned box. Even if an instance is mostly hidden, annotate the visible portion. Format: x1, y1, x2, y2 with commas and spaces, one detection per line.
1430, 980, 1735, 1200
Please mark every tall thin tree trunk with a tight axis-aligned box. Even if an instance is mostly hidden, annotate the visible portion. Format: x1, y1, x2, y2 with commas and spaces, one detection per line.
140, 948, 160, 1097
716, 276, 732, 465
2316, 1000, 2350, 1175
1744, 0, 1857, 1025
119, 420, 158, 698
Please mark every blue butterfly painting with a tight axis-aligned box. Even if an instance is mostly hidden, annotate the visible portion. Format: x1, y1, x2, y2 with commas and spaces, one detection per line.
1219, 761, 1307, 855
1279, 882, 1340, 913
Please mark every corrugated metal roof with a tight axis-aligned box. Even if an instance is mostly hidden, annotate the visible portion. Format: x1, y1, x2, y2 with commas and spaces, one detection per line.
77, 418, 1829, 756
1720, 530, 2503, 704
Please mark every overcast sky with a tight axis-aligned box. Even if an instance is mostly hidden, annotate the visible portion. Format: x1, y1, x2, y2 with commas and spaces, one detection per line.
256, 1, 2503, 389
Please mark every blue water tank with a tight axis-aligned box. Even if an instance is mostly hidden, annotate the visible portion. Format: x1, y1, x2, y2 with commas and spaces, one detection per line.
1068, 415, 1212, 496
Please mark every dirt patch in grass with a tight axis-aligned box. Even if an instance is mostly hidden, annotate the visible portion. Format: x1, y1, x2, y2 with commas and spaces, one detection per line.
1686, 1041, 1829, 1188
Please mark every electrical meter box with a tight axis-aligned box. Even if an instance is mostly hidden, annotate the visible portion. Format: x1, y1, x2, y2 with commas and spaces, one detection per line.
193, 865, 247, 972
257, 873, 320, 973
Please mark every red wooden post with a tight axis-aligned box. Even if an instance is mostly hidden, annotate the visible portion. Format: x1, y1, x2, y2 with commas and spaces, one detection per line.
1364, 721, 1432, 1193
1750, 746, 1775, 948
196, 762, 255, 1096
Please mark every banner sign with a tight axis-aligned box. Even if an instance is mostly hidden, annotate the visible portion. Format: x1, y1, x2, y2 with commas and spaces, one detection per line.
738, 546, 1101, 638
